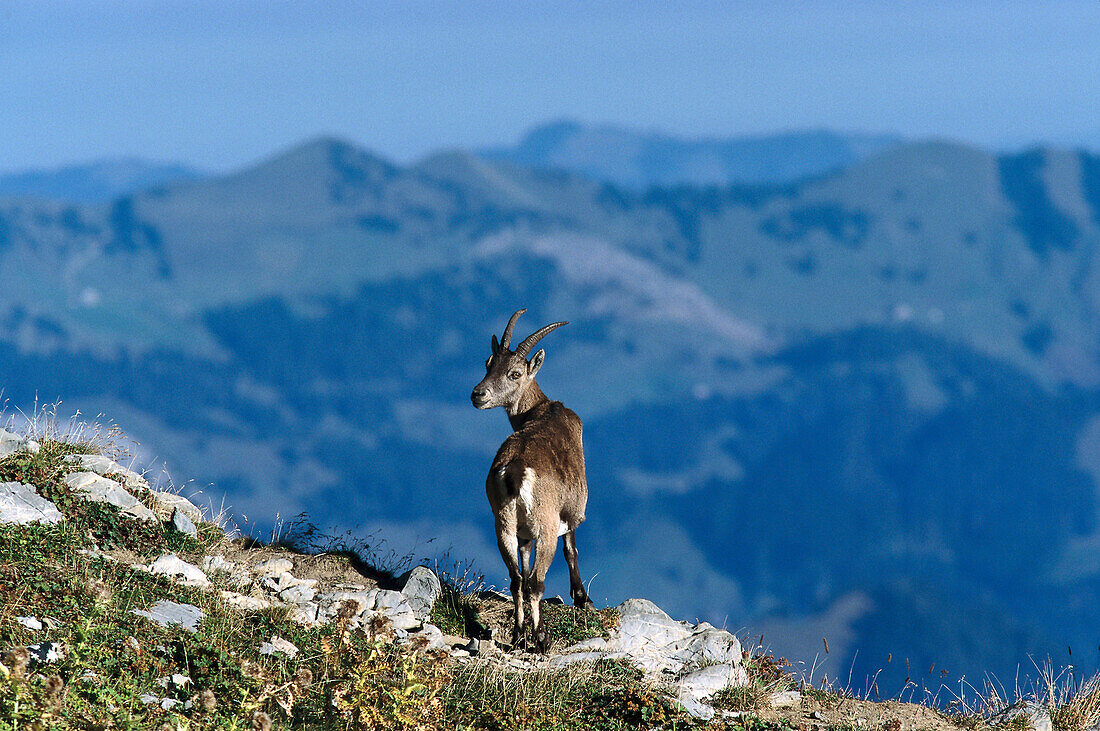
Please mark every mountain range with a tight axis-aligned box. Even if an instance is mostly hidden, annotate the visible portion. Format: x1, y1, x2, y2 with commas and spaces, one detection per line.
0, 158, 204, 204
3, 127, 1100, 694
481, 121, 905, 188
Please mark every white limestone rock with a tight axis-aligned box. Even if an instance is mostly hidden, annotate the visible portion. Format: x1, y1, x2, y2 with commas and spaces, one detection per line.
63, 453, 149, 491
254, 558, 294, 576
64, 471, 157, 522
0, 429, 40, 459
279, 583, 318, 604
148, 553, 210, 587
259, 635, 299, 658
770, 690, 802, 708
219, 591, 272, 612
17, 616, 43, 631
132, 600, 204, 632
0, 482, 64, 525
149, 491, 203, 523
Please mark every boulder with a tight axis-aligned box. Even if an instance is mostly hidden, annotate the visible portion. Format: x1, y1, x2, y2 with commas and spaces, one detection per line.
64, 472, 157, 522
149, 491, 203, 523
401, 566, 442, 621
63, 453, 149, 491
0, 482, 64, 525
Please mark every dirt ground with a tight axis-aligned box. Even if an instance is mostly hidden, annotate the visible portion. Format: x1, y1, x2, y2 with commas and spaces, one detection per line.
752, 694, 965, 731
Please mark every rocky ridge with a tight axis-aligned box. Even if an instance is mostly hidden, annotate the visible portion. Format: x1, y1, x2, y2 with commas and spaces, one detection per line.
0, 425, 757, 725
0, 423, 1082, 730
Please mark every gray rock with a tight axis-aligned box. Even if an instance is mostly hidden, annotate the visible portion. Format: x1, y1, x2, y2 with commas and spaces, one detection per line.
401, 566, 442, 621
0, 482, 64, 525
667, 626, 743, 671
149, 491, 203, 523
64, 471, 158, 522
171, 507, 198, 536
132, 600, 204, 632
313, 587, 379, 623
0, 429, 39, 459
63, 454, 149, 491
679, 696, 716, 721
148, 554, 210, 587
615, 598, 694, 657
402, 623, 449, 651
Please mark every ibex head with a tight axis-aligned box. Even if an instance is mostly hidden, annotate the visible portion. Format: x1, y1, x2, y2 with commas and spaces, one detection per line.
471, 308, 567, 410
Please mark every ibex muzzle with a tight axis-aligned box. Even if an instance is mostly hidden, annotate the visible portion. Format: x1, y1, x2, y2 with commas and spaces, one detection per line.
472, 308, 594, 651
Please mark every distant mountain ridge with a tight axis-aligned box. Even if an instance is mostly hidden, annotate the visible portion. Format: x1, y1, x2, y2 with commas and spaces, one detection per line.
0, 158, 205, 203
480, 120, 905, 188
2, 133, 1100, 695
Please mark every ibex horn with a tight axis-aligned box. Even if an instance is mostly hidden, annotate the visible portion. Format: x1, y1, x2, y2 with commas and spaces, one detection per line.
515, 321, 568, 357
500, 308, 527, 351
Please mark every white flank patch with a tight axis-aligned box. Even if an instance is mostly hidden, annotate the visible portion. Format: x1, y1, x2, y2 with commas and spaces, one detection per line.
519, 468, 537, 514
557, 521, 569, 537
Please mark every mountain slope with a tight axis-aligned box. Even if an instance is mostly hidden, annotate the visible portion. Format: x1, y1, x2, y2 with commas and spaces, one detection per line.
2, 136, 1100, 693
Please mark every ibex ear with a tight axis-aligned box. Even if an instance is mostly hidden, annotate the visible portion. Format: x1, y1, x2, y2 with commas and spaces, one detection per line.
491, 334, 500, 353
528, 349, 545, 377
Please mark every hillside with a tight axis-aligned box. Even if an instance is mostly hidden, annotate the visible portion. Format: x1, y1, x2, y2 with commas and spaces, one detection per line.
0, 419, 1090, 730
2, 135, 1100, 692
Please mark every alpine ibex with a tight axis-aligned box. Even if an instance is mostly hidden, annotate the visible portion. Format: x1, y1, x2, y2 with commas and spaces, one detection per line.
471, 308, 594, 651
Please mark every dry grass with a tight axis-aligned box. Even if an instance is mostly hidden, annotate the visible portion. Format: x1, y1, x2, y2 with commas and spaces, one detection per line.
1040, 665, 1100, 731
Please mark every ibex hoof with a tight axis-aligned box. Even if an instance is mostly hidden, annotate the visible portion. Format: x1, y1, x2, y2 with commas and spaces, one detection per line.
533, 628, 550, 654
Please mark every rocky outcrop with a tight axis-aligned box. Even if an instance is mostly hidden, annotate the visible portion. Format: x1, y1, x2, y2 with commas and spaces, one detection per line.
0, 482, 63, 524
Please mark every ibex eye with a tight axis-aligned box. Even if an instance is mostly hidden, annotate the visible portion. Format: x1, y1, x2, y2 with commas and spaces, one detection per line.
509, 371, 522, 380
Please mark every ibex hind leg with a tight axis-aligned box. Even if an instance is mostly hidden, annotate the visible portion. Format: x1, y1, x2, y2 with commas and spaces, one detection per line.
495, 530, 526, 647
562, 530, 594, 609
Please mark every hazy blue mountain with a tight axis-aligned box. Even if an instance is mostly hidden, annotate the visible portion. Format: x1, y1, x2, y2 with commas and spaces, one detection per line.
2, 135, 1100, 695
0, 158, 204, 203
480, 120, 904, 188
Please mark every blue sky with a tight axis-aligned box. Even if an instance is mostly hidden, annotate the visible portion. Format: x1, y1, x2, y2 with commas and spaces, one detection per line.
1, 0, 1097, 173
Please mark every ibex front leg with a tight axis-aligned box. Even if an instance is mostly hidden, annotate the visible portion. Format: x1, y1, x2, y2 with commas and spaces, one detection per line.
528, 532, 559, 653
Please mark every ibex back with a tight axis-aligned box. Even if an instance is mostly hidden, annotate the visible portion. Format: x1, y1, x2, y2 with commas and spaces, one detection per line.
471, 308, 594, 651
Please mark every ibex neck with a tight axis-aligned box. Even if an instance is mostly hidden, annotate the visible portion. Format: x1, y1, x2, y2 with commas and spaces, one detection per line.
507, 382, 549, 430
